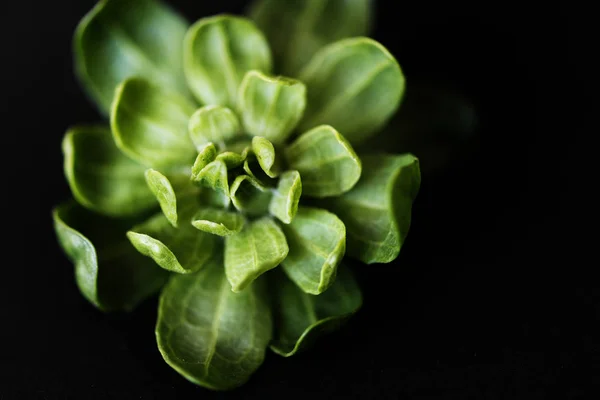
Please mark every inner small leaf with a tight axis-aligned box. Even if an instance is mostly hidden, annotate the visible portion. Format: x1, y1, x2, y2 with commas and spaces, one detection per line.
191, 143, 217, 179
188, 105, 242, 148
269, 170, 302, 224
192, 208, 246, 236
192, 159, 230, 201
230, 175, 272, 217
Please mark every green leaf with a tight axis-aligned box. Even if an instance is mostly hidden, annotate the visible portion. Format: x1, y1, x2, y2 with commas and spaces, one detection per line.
270, 265, 361, 357
63, 125, 157, 218
224, 217, 289, 292
191, 143, 218, 178
249, 0, 373, 76
215, 151, 246, 169
269, 170, 302, 224
156, 251, 272, 390
111, 78, 197, 169
297, 37, 405, 145
127, 211, 217, 274
191, 160, 230, 201
74, 0, 190, 114
280, 206, 345, 294
320, 153, 420, 263
230, 175, 272, 216
144, 169, 179, 227
238, 70, 306, 145
188, 105, 242, 149
251, 136, 280, 178
184, 15, 272, 108
242, 157, 274, 186
285, 125, 361, 197
192, 208, 246, 237
53, 202, 168, 312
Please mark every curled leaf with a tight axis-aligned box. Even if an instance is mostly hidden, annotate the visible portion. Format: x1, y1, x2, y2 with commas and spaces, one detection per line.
269, 170, 302, 224
238, 70, 306, 145
63, 125, 157, 217
191, 159, 230, 201
230, 175, 272, 216
298, 37, 405, 145
184, 15, 272, 108
224, 217, 289, 292
270, 265, 362, 357
285, 125, 361, 197
215, 151, 246, 168
321, 153, 420, 263
188, 105, 242, 148
156, 251, 272, 390
251, 136, 279, 177
192, 208, 246, 236
145, 169, 178, 227
191, 143, 218, 178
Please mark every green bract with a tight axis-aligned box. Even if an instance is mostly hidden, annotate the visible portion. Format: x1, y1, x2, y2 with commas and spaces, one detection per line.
54, 0, 421, 391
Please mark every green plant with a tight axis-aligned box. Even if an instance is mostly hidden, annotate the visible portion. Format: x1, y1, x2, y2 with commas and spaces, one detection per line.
53, 0, 421, 390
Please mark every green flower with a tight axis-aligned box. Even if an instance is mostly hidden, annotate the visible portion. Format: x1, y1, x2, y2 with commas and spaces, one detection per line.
53, 0, 421, 390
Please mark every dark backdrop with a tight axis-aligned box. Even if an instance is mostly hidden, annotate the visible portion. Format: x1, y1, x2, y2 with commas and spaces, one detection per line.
2, 1, 588, 399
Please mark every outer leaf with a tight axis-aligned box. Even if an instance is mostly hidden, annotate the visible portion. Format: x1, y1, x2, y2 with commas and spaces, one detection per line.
269, 170, 302, 224
156, 251, 272, 390
251, 136, 279, 177
270, 265, 362, 357
238, 70, 306, 145
224, 218, 289, 292
127, 211, 217, 274
111, 78, 197, 168
53, 202, 168, 312
249, 0, 372, 76
192, 208, 246, 237
191, 160, 230, 200
321, 154, 420, 263
285, 125, 361, 197
297, 37, 405, 144
184, 15, 272, 108
191, 143, 218, 178
145, 169, 179, 227
280, 206, 345, 294
188, 105, 242, 149
74, 0, 189, 114
230, 175, 272, 216
63, 125, 157, 217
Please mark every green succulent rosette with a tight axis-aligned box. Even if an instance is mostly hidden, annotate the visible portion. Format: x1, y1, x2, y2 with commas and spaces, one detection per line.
53, 0, 421, 390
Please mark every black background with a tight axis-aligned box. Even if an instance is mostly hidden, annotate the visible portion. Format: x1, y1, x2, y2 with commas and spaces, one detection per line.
1, 0, 589, 399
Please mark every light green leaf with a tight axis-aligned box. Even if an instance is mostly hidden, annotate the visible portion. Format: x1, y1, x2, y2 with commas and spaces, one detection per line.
251, 136, 280, 177
184, 15, 272, 108
192, 208, 246, 237
53, 202, 168, 312
191, 143, 218, 178
144, 169, 179, 227
74, 0, 190, 114
156, 251, 272, 390
127, 211, 217, 274
230, 175, 272, 216
320, 153, 420, 263
215, 151, 245, 168
225, 217, 289, 292
270, 265, 361, 357
111, 77, 197, 169
191, 160, 230, 201
285, 125, 361, 197
269, 170, 302, 224
238, 70, 306, 145
242, 157, 273, 186
297, 37, 405, 144
280, 206, 345, 294
188, 105, 242, 149
63, 125, 157, 218
248, 0, 373, 76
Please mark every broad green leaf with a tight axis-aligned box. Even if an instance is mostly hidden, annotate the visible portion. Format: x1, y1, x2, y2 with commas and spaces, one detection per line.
74, 0, 189, 114
144, 169, 179, 227
297, 37, 405, 145
285, 125, 361, 197
184, 15, 272, 108
320, 154, 420, 263
188, 105, 242, 149
270, 265, 362, 357
192, 208, 246, 236
215, 151, 246, 168
225, 217, 289, 292
248, 0, 373, 76
156, 252, 272, 390
111, 78, 197, 168
127, 211, 217, 274
191, 160, 230, 201
269, 170, 302, 224
251, 136, 280, 177
280, 206, 345, 294
238, 70, 306, 145
191, 143, 217, 178
230, 175, 272, 216
53, 202, 168, 312
63, 125, 157, 217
